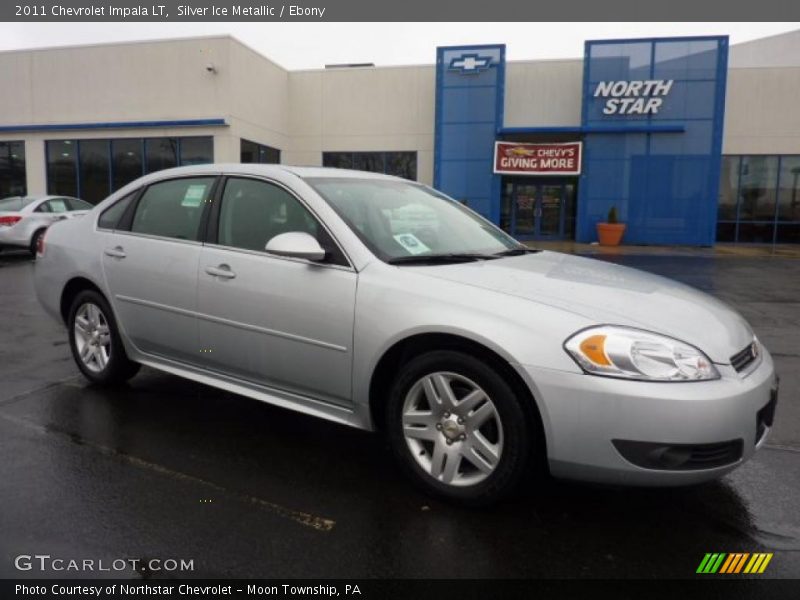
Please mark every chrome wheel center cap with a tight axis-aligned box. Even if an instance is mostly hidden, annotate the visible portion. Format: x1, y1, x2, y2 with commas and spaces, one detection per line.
441, 419, 463, 440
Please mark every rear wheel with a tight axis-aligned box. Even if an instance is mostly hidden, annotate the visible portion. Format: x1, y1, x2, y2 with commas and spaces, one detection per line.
68, 290, 140, 385
29, 228, 46, 257
386, 350, 533, 506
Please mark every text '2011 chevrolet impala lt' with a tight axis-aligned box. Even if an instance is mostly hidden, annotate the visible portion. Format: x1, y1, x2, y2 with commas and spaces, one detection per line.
35, 165, 779, 505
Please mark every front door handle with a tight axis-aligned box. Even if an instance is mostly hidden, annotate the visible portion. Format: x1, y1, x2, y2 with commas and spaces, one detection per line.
205, 264, 236, 279
104, 246, 127, 259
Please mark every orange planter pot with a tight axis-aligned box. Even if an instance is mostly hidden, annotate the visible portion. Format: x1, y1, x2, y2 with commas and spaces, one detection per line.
596, 223, 627, 246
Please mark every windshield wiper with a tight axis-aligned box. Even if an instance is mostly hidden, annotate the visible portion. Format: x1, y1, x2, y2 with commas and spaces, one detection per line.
494, 246, 541, 256
387, 253, 500, 265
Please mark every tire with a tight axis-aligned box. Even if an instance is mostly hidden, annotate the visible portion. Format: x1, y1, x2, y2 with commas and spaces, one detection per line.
386, 350, 533, 506
67, 289, 140, 385
29, 228, 46, 258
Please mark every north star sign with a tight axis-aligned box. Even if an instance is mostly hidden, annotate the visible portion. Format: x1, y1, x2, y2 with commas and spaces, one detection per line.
593, 79, 674, 115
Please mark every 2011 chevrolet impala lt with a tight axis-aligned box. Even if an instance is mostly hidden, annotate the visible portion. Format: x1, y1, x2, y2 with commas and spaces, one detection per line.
35, 165, 779, 504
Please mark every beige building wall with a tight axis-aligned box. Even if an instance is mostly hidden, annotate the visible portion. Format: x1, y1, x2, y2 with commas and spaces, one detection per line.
286, 65, 436, 184
504, 59, 584, 127
226, 39, 291, 153
723, 66, 800, 155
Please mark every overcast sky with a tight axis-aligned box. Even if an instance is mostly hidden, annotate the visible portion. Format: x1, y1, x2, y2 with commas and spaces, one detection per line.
0, 22, 797, 69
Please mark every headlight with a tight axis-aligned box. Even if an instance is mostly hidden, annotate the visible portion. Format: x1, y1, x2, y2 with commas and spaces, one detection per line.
564, 326, 719, 381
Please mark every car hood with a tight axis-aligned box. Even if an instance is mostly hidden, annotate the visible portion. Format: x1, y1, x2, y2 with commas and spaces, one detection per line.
407, 251, 753, 364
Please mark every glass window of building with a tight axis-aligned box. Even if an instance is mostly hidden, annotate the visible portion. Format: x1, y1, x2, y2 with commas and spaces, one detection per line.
78, 140, 111, 205
322, 151, 417, 180
0, 141, 26, 197
737, 156, 778, 222
146, 138, 179, 173
322, 153, 353, 170
180, 137, 214, 166
46, 140, 78, 197
718, 154, 800, 244
777, 155, 800, 243
353, 152, 385, 174
240, 139, 280, 164
45, 135, 214, 204
112, 139, 144, 192
385, 152, 417, 181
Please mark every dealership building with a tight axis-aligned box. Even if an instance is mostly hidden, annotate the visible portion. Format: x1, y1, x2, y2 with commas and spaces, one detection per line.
1, 30, 799, 245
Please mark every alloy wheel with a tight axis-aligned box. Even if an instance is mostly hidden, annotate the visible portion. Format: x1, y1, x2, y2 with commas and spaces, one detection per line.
73, 302, 112, 373
402, 371, 504, 487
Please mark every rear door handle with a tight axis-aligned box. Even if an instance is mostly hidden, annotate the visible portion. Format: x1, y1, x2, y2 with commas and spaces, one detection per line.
104, 246, 127, 259
205, 264, 236, 279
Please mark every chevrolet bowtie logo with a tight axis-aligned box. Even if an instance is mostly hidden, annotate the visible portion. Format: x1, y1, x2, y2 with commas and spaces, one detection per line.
449, 53, 493, 74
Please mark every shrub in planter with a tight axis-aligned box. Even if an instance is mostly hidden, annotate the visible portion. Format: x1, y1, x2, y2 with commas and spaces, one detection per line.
596, 205, 626, 246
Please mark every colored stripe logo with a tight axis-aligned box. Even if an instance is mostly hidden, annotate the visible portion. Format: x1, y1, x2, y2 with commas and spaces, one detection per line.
697, 553, 773, 574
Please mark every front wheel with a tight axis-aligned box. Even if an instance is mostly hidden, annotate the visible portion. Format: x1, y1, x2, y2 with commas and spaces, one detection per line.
68, 290, 140, 385
386, 350, 534, 506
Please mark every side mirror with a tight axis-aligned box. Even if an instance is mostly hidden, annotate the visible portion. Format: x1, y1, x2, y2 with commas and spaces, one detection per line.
265, 231, 326, 262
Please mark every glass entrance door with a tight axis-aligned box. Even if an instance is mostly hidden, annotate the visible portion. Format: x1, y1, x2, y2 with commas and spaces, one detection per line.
501, 179, 577, 240
513, 184, 537, 236
539, 185, 563, 238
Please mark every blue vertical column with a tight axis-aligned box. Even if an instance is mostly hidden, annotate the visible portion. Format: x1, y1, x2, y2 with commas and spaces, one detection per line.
434, 45, 505, 223
577, 37, 728, 245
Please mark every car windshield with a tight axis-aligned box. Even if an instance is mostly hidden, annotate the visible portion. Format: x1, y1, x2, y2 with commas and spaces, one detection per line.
306, 178, 524, 262
0, 196, 37, 211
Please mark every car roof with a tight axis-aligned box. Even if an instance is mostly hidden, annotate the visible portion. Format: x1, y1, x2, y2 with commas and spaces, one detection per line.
142, 163, 404, 182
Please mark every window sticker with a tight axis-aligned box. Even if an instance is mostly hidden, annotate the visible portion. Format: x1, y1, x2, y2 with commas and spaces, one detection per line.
393, 233, 430, 255
181, 184, 207, 207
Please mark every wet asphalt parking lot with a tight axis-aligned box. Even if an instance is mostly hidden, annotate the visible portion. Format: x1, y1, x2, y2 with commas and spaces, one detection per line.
0, 248, 798, 579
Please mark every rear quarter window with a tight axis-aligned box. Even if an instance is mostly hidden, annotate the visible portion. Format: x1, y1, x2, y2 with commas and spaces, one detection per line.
98, 193, 136, 230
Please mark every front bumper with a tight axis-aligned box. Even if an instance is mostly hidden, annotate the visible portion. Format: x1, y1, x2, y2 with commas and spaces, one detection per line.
520, 348, 777, 486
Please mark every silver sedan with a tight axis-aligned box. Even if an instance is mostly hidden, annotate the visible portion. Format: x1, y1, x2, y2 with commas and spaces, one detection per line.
34, 165, 778, 505
0, 195, 92, 256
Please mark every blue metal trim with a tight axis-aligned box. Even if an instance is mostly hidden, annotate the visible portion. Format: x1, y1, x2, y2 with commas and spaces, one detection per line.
498, 125, 685, 135
0, 118, 227, 133
433, 47, 444, 190
436, 44, 507, 51
585, 35, 729, 45
576, 41, 592, 243
489, 45, 506, 226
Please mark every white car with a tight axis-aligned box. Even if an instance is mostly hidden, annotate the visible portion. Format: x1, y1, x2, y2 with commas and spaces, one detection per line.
0, 195, 93, 256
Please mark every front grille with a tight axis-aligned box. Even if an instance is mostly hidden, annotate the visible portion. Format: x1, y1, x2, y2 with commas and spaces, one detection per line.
731, 341, 758, 373
613, 439, 744, 471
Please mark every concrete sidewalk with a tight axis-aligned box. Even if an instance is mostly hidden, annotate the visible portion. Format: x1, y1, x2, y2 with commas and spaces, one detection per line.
527, 240, 800, 258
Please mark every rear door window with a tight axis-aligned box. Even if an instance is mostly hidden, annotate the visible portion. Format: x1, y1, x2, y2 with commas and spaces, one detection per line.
47, 198, 70, 213
131, 178, 215, 241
